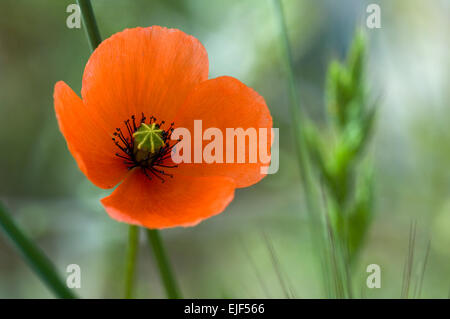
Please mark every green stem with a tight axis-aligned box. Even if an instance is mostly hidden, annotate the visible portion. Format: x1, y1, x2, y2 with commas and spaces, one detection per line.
76, 1, 181, 301
124, 225, 139, 298
146, 229, 181, 299
271, 0, 332, 297
0, 201, 76, 299
77, 0, 102, 51
271, 0, 315, 212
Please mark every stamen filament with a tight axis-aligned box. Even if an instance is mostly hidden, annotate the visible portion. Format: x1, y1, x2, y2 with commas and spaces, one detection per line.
112, 113, 178, 182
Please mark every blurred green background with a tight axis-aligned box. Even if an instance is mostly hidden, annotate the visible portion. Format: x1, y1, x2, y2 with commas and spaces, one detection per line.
0, 0, 449, 298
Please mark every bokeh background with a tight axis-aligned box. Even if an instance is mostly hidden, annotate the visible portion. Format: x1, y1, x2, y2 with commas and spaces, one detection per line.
0, 0, 449, 298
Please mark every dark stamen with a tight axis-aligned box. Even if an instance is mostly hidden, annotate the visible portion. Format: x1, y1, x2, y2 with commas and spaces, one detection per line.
112, 113, 178, 182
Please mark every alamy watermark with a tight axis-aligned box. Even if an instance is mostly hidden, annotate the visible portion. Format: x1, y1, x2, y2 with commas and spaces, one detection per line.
169, 121, 279, 175
66, 264, 81, 289
366, 4, 381, 29
366, 264, 381, 288
66, 4, 81, 29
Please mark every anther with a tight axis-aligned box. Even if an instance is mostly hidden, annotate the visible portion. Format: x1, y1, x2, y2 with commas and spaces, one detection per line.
112, 113, 178, 183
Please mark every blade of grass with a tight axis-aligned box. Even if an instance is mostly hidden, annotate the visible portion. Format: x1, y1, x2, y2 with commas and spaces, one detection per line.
240, 237, 271, 298
77, 0, 102, 51
320, 180, 353, 298
262, 231, 291, 298
270, 0, 316, 215
323, 200, 345, 298
271, 0, 331, 297
0, 201, 76, 299
401, 221, 417, 298
146, 229, 181, 299
415, 240, 430, 298
124, 225, 139, 298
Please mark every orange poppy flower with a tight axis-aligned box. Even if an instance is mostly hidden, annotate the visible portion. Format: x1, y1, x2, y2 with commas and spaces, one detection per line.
54, 26, 272, 229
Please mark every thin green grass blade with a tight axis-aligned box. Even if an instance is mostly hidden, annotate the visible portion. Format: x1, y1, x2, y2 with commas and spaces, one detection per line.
0, 201, 77, 299
262, 231, 291, 298
240, 238, 271, 298
401, 221, 417, 298
270, 0, 331, 297
415, 240, 430, 298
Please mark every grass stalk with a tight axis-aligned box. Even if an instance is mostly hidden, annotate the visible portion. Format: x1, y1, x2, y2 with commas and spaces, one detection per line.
0, 201, 76, 299
271, 0, 334, 297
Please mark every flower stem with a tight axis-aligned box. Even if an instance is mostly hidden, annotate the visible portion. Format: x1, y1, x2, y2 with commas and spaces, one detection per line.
146, 229, 181, 299
0, 201, 76, 299
75, 1, 181, 300
124, 225, 139, 299
77, 0, 102, 51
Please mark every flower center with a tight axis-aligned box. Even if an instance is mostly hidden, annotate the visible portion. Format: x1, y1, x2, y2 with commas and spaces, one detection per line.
133, 123, 165, 154
112, 113, 179, 183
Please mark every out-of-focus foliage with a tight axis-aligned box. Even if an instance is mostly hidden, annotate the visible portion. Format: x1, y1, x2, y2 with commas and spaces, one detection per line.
305, 30, 375, 262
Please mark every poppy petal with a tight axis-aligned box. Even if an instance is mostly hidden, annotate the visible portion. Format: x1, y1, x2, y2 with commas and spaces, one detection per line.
101, 170, 235, 229
174, 76, 273, 188
81, 26, 209, 133
54, 81, 128, 188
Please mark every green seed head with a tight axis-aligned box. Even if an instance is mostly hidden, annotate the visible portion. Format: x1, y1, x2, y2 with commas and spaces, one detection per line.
133, 123, 165, 154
